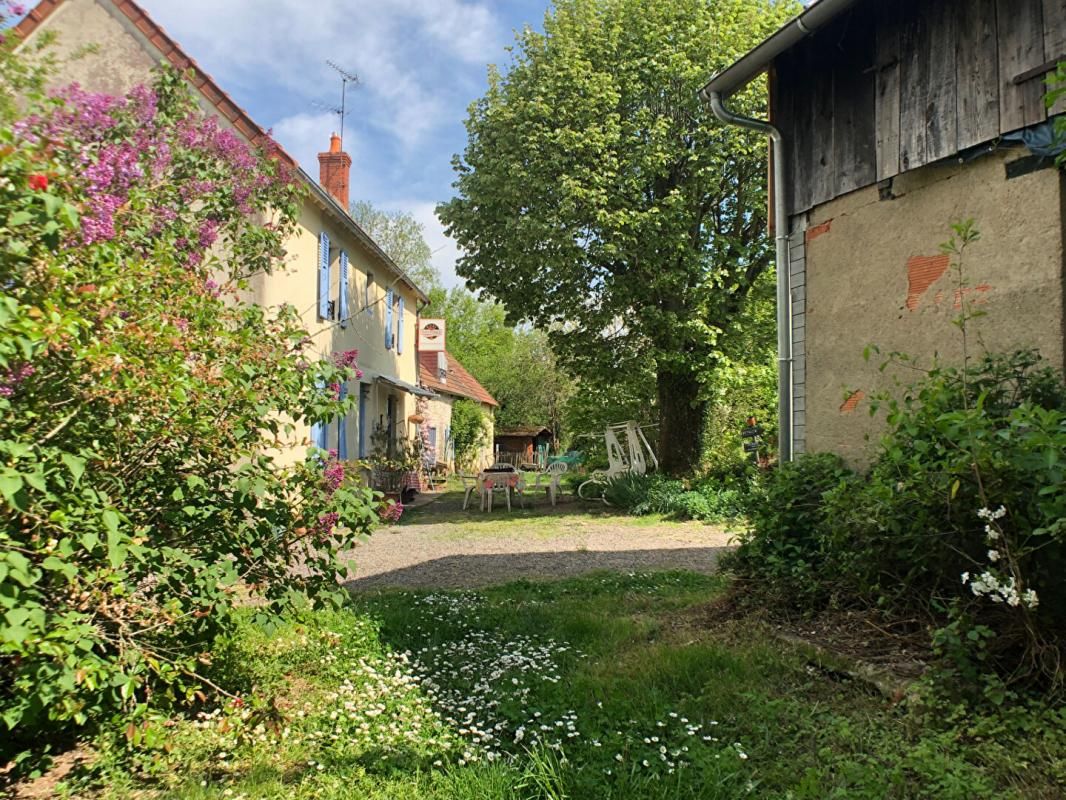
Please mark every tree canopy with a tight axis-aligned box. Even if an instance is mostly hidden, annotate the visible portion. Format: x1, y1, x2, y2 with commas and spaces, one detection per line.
349, 200, 440, 292
439, 0, 798, 474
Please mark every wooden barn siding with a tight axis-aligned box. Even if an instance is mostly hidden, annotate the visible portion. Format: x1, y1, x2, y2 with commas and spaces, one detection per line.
773, 0, 1066, 216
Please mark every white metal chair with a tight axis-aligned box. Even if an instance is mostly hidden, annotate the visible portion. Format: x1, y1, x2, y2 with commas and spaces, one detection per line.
536, 461, 569, 506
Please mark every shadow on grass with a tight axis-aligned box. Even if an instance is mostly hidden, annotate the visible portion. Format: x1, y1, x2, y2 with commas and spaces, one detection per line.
344, 547, 731, 591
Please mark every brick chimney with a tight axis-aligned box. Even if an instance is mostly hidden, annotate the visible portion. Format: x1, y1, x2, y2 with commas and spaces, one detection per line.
317, 133, 351, 208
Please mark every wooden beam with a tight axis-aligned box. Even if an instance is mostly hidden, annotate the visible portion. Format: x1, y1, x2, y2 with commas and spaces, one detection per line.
957, 0, 1000, 149
997, 0, 1047, 131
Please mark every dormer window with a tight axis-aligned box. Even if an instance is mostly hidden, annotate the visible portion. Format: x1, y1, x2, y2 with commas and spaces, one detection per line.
437, 351, 447, 383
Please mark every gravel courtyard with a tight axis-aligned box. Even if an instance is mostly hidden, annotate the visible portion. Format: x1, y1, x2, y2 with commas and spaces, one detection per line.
341, 489, 737, 591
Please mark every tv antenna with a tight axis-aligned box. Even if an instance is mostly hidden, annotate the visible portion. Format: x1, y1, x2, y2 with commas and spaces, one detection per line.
325, 60, 359, 143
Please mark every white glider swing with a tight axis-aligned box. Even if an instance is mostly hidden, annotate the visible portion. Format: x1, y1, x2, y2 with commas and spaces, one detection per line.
577, 421, 659, 502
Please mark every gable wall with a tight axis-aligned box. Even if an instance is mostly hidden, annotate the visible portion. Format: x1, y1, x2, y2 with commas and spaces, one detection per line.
792, 150, 1064, 464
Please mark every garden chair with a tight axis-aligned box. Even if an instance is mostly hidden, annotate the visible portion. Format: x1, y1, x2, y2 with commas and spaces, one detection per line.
459, 473, 480, 511
535, 461, 568, 507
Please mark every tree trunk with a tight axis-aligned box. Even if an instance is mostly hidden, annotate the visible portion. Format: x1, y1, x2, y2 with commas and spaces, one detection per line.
656, 365, 706, 476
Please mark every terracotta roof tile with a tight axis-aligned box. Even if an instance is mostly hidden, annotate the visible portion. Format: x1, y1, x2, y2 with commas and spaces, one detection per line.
418, 351, 497, 407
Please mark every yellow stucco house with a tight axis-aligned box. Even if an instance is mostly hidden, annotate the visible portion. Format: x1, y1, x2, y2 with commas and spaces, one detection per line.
16, 0, 432, 469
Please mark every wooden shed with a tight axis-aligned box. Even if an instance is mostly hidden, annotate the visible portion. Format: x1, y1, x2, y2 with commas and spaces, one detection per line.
704, 0, 1066, 464
493, 426, 553, 468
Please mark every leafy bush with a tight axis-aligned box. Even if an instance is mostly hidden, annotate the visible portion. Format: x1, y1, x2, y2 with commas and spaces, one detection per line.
0, 49, 378, 766
724, 454, 855, 605
728, 352, 1066, 688
450, 398, 487, 469
603, 473, 753, 522
826, 351, 1066, 687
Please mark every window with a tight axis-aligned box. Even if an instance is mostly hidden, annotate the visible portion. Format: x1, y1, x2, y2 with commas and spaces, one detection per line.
385, 288, 394, 349
338, 251, 349, 328
317, 231, 331, 320
365, 273, 374, 317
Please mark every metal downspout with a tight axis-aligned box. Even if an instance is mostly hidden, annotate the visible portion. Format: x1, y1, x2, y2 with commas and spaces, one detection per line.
703, 90, 793, 463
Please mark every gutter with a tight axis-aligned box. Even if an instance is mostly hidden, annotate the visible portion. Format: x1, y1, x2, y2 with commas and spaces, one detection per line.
695, 2, 861, 462
700, 0, 862, 97
702, 91, 792, 463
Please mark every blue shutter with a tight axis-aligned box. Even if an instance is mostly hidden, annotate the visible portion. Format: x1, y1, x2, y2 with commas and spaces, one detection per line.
339, 250, 349, 328
396, 296, 405, 354
318, 231, 331, 320
337, 383, 348, 459
384, 287, 394, 349
311, 378, 327, 450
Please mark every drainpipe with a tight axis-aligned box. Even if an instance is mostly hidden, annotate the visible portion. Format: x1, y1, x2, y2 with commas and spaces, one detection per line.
702, 90, 793, 463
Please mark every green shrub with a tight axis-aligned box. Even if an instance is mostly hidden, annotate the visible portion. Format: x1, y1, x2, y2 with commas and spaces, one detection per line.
603, 472, 754, 523
0, 54, 378, 767
825, 351, 1066, 686
724, 453, 855, 605
728, 349, 1066, 689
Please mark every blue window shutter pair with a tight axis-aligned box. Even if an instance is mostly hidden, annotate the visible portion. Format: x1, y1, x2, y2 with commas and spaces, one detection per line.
339, 251, 349, 328
318, 232, 331, 320
397, 296, 405, 354
385, 287, 394, 349
337, 383, 348, 459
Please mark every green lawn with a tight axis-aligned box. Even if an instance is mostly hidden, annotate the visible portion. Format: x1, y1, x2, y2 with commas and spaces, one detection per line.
67, 572, 1062, 799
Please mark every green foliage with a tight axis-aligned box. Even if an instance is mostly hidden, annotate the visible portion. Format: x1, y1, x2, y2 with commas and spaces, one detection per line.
603, 473, 751, 522
0, 51, 378, 766
348, 199, 441, 293
724, 454, 855, 605
449, 399, 487, 469
438, 0, 799, 474
701, 270, 778, 474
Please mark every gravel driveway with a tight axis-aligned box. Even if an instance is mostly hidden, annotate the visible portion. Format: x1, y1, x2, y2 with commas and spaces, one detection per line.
341, 491, 736, 591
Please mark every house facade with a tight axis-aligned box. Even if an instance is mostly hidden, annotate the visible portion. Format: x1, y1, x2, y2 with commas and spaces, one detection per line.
16, 0, 432, 468
416, 319, 497, 470
704, 0, 1066, 463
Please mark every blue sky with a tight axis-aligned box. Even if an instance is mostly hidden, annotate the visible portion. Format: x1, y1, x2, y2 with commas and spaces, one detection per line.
135, 0, 553, 289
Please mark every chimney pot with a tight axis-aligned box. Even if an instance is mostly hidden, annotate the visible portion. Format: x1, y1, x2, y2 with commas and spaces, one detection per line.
318, 134, 352, 208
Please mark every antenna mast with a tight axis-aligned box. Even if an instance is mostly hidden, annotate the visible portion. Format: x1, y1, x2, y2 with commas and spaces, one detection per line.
325, 60, 360, 143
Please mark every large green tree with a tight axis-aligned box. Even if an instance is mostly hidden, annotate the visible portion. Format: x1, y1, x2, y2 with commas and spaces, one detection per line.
438, 0, 797, 474
349, 200, 441, 292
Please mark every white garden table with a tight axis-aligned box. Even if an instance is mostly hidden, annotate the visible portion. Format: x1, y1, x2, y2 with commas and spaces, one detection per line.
477, 466, 523, 512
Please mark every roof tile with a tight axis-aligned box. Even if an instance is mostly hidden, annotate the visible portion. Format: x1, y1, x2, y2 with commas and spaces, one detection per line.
418, 351, 497, 407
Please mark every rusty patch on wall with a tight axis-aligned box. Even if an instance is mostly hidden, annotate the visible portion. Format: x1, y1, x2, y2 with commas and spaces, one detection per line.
839, 390, 865, 414
905, 254, 951, 311
806, 219, 832, 244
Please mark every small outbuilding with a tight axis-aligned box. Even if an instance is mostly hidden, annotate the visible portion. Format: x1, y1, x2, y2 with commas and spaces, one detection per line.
493, 426, 553, 468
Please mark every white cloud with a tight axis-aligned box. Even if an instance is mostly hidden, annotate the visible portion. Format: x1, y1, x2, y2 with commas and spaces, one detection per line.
270, 111, 349, 174
142, 0, 500, 149
383, 200, 465, 290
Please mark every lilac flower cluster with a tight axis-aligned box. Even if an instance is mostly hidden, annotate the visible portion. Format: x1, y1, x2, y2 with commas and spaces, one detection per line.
0, 363, 35, 398
323, 459, 346, 495
15, 78, 285, 254
314, 511, 340, 537
333, 349, 359, 368
380, 502, 404, 523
